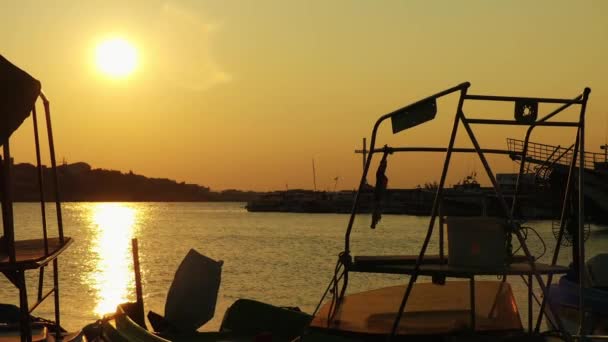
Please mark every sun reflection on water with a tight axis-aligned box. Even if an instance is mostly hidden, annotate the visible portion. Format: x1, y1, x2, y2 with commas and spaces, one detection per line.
89, 203, 139, 316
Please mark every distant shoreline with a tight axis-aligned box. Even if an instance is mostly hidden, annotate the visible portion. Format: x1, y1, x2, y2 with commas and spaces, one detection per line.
10, 161, 262, 203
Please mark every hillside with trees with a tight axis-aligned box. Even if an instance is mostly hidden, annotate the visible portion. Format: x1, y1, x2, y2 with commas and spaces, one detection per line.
10, 162, 260, 202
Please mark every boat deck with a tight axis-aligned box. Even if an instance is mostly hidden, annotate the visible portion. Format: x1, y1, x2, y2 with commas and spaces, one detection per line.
0, 237, 73, 271
311, 281, 522, 338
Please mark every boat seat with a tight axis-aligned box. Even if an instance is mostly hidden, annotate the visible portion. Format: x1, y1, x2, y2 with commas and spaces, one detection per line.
353, 254, 533, 268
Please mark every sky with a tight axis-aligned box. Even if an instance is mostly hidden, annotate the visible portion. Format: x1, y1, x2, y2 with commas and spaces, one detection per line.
1, 0, 607, 191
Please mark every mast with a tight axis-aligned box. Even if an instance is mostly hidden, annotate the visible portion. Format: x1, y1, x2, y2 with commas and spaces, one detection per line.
312, 158, 317, 191
362, 138, 367, 172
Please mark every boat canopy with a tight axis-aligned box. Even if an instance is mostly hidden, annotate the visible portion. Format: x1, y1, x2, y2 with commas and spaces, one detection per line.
0, 55, 41, 146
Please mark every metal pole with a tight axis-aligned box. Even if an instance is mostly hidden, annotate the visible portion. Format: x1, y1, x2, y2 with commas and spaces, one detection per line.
389, 87, 469, 339
132, 238, 146, 328
53, 259, 61, 340
338, 83, 470, 307
510, 94, 583, 218
577, 88, 591, 338
460, 113, 573, 342
32, 105, 49, 255
2, 144, 16, 262
528, 274, 533, 333
535, 129, 580, 332
312, 159, 317, 191
18, 271, 32, 342
40, 93, 64, 243
362, 138, 367, 174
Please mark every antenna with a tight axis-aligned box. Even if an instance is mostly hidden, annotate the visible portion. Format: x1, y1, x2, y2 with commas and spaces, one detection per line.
362, 138, 367, 172
312, 158, 317, 191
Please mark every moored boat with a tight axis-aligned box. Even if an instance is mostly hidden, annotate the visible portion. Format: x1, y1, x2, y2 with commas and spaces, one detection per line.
306, 82, 596, 341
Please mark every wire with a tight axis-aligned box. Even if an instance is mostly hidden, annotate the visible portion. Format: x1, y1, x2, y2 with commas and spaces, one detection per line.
312, 252, 345, 318
511, 225, 547, 260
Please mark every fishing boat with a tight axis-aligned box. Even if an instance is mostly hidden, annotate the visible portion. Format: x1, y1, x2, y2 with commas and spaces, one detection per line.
305, 82, 603, 341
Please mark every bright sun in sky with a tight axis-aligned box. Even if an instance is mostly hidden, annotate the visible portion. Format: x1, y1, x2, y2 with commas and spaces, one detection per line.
95, 38, 138, 78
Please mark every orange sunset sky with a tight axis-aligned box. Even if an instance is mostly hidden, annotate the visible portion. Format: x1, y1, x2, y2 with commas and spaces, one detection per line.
1, 1, 607, 191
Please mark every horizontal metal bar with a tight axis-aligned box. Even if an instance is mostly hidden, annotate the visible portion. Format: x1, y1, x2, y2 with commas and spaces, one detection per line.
466, 119, 579, 127
355, 147, 514, 155
29, 288, 55, 313
465, 94, 584, 104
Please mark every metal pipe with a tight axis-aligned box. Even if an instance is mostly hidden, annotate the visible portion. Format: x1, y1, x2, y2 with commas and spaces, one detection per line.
465, 94, 584, 104
528, 274, 533, 333
535, 129, 580, 332
577, 87, 591, 337
37, 268, 44, 302
460, 113, 573, 341
31, 105, 49, 255
53, 259, 61, 340
470, 277, 476, 331
338, 83, 470, 305
2, 144, 16, 263
18, 271, 31, 342
510, 93, 583, 219
132, 238, 145, 326
356, 147, 514, 155
439, 205, 444, 262
460, 117, 512, 216
40, 92, 64, 243
344, 82, 470, 254
362, 138, 367, 174
467, 119, 578, 127
389, 87, 469, 340
29, 287, 55, 313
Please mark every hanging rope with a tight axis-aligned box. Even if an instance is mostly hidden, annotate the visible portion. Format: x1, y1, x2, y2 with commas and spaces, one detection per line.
371, 146, 391, 229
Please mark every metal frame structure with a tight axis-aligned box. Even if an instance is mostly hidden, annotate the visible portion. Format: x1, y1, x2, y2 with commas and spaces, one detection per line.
328, 82, 593, 341
1, 90, 71, 341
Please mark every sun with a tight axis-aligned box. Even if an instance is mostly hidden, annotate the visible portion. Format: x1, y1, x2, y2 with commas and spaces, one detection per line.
95, 38, 138, 78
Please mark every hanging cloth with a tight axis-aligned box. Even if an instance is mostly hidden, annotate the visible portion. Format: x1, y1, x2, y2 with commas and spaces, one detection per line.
371, 147, 390, 229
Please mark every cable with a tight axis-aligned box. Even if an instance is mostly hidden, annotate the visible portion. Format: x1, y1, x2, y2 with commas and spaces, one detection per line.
511, 225, 546, 260
312, 252, 346, 318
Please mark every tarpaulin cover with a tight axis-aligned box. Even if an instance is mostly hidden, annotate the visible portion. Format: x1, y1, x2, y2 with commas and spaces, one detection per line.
164, 249, 223, 332
0, 55, 41, 145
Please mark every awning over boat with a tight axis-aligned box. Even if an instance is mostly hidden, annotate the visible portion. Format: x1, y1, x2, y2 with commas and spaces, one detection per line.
0, 55, 41, 146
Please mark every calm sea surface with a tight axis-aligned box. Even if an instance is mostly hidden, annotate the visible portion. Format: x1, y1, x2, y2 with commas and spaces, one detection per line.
2, 202, 607, 332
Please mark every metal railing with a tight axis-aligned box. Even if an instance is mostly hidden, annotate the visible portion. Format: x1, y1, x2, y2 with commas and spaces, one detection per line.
507, 138, 603, 171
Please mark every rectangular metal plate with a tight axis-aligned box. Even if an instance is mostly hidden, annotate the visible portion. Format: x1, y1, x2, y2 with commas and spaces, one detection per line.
390, 98, 437, 134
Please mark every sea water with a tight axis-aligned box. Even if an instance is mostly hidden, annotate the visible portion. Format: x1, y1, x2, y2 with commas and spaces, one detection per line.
1, 202, 606, 332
